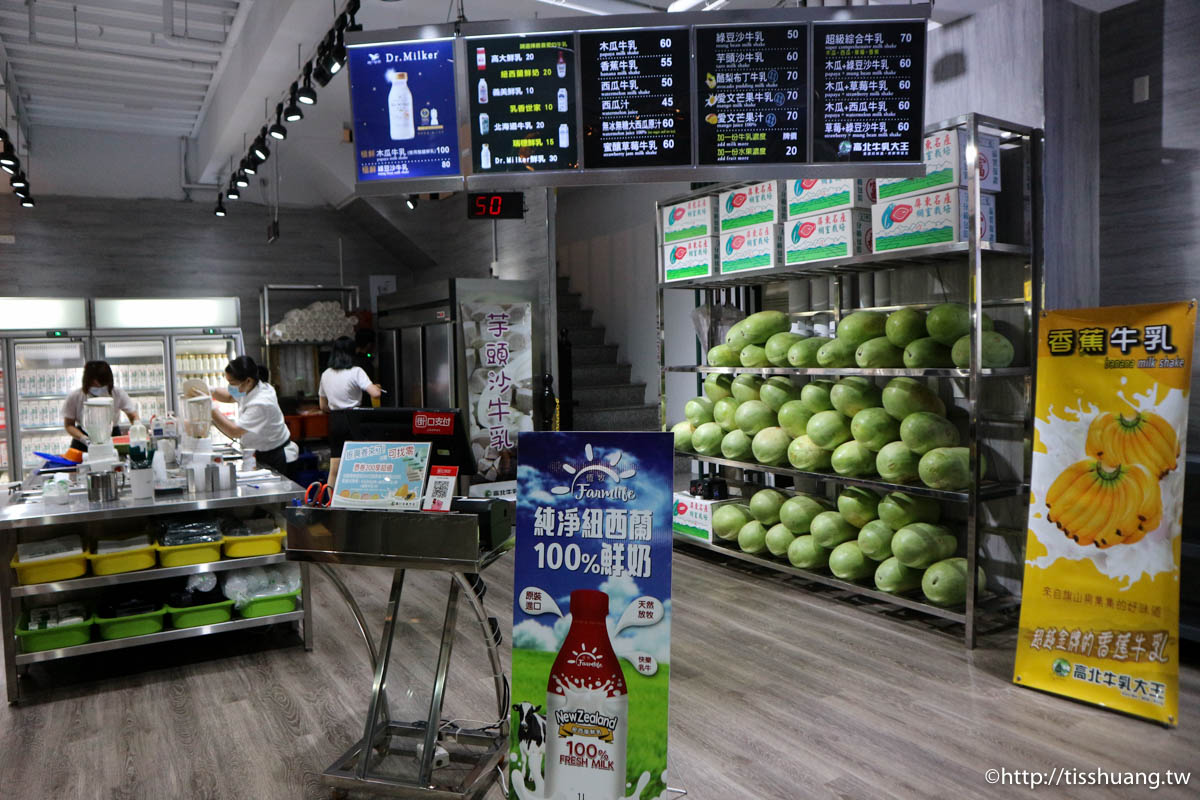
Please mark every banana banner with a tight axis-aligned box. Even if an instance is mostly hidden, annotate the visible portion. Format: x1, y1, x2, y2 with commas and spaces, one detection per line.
1014, 301, 1195, 726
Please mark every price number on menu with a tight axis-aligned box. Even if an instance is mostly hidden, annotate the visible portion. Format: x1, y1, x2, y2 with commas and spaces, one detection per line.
467, 192, 525, 220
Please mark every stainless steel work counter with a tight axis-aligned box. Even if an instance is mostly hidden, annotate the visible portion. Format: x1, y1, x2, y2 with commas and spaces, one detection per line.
1, 474, 309, 704
0, 478, 304, 531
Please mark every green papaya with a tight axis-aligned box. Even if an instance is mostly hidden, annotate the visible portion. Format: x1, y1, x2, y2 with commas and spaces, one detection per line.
806, 410, 852, 451
830, 377, 883, 417
855, 336, 905, 368
877, 492, 941, 529
817, 337, 857, 367
918, 447, 985, 491
829, 541, 874, 581
881, 377, 946, 420
875, 556, 924, 593
740, 344, 770, 368
707, 344, 741, 367
831, 441, 876, 477
787, 535, 831, 569
951, 331, 1015, 368
810, 511, 859, 548
703, 373, 733, 402
765, 332, 804, 367
891, 522, 957, 569
836, 311, 887, 347
903, 337, 954, 368
730, 374, 764, 403
858, 520, 896, 561
851, 407, 900, 451
885, 308, 927, 348
837, 487, 881, 527
787, 337, 827, 367
925, 302, 994, 346
777, 400, 813, 439
875, 441, 920, 483
899, 412, 960, 455
787, 435, 833, 471
800, 380, 836, 413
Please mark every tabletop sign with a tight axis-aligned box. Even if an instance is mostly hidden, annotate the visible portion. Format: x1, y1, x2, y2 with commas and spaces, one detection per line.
695, 24, 808, 166
331, 440, 432, 510
347, 38, 460, 181
580, 29, 692, 169
811, 20, 925, 163
467, 33, 579, 173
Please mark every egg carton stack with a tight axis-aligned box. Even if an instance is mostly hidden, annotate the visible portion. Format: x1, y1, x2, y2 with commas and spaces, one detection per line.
460, 302, 535, 482
268, 301, 358, 343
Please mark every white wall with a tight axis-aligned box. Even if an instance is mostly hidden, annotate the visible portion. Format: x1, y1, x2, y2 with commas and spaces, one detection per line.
31, 126, 187, 200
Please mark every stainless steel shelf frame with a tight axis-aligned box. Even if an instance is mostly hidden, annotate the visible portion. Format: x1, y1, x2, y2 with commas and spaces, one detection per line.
656, 113, 1042, 649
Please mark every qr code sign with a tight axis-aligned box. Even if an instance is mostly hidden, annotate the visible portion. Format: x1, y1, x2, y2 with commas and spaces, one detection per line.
423, 467, 458, 512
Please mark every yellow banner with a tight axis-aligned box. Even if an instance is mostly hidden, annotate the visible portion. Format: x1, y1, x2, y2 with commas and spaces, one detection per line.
1014, 301, 1195, 725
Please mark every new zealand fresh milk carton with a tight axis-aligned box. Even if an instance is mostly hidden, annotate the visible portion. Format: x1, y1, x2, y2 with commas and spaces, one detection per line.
718, 181, 781, 232
872, 189, 997, 253
877, 128, 1002, 201
662, 237, 717, 282
719, 223, 780, 275
661, 197, 716, 244
784, 209, 872, 265
785, 178, 875, 219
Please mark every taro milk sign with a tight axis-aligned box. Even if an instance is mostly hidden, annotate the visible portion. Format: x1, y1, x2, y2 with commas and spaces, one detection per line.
509, 432, 673, 800
460, 301, 534, 489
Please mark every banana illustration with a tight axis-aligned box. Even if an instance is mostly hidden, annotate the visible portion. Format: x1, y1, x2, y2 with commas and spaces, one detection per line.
1046, 459, 1162, 548
1086, 411, 1178, 478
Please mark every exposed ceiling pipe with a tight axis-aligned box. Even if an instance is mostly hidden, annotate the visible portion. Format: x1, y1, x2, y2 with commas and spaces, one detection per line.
160, 0, 227, 51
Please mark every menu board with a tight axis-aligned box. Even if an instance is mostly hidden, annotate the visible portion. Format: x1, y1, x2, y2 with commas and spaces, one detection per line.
811, 21, 925, 162
467, 33, 579, 173
695, 24, 808, 166
580, 29, 691, 169
347, 38, 460, 181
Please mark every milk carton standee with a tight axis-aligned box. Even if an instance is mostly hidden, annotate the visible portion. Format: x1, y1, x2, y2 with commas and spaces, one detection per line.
718, 181, 781, 233
871, 189, 997, 253
660, 196, 716, 244
672, 493, 743, 543
662, 237, 717, 283
876, 128, 1002, 201
785, 178, 875, 219
784, 209, 873, 265
719, 223, 780, 275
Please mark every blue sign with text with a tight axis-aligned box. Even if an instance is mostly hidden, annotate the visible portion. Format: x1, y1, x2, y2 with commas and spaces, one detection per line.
347, 38, 460, 181
509, 432, 673, 800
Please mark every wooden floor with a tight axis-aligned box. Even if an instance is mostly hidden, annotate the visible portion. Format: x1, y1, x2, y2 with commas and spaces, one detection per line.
2, 548, 1197, 800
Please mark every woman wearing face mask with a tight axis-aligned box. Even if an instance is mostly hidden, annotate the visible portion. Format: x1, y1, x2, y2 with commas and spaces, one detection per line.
189, 356, 298, 477
62, 360, 139, 451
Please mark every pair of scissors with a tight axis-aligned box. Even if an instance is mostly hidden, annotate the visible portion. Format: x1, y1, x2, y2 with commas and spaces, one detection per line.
304, 482, 333, 507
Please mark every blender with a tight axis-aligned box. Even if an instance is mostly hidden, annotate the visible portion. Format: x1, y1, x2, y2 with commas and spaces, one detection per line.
81, 397, 119, 472
179, 393, 215, 465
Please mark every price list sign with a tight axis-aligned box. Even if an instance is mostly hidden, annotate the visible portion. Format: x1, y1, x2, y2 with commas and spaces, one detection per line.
467, 33, 579, 173
695, 24, 808, 166
811, 21, 925, 163
580, 29, 691, 169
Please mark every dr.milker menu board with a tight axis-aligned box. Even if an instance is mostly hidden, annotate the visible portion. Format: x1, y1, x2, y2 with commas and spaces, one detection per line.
467, 33, 579, 173
695, 24, 807, 166
580, 29, 691, 169
811, 21, 925, 162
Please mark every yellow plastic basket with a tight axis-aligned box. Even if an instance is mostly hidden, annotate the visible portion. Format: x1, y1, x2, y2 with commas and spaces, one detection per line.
221, 529, 285, 559
10, 551, 88, 585
87, 543, 157, 576
156, 538, 224, 568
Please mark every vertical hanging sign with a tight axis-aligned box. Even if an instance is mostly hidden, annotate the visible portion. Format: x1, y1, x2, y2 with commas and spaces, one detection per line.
1014, 301, 1195, 726
510, 432, 673, 800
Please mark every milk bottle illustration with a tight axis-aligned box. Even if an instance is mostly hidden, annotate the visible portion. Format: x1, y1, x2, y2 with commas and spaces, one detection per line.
479, 112, 489, 135
557, 51, 567, 78
557, 87, 568, 113
480, 143, 492, 170
388, 72, 415, 140
545, 589, 628, 800
559, 123, 569, 148
478, 78, 489, 104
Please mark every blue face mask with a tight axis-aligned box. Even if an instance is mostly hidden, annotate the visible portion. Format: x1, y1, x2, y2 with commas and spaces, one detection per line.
88, 386, 108, 397
228, 383, 245, 399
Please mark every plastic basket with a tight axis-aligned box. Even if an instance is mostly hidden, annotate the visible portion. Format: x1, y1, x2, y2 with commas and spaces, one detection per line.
87, 543, 157, 576
156, 538, 223, 568
10, 551, 88, 585
94, 606, 166, 640
239, 588, 301, 619
164, 599, 234, 629
221, 530, 285, 559
16, 613, 93, 653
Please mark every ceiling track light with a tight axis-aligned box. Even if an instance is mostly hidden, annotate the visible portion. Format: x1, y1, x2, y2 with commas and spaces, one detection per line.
269, 103, 288, 140
1, 157, 17, 176
314, 33, 336, 86
214, 194, 227, 217
0, 140, 16, 168
299, 61, 319, 103
20, 195, 34, 208
10, 172, 27, 190
242, 155, 258, 176
405, 195, 419, 211
227, 176, 241, 200
235, 169, 249, 188
284, 83, 304, 121
346, 0, 362, 32
14, 184, 28, 198
329, 20, 347, 75
252, 126, 271, 162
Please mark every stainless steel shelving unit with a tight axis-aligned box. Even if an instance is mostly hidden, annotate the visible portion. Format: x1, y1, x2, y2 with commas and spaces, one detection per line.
656, 113, 1042, 648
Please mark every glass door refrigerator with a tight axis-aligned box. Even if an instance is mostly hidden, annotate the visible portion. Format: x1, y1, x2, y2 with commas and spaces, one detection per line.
0, 298, 91, 479
92, 338, 169, 426
91, 298, 244, 446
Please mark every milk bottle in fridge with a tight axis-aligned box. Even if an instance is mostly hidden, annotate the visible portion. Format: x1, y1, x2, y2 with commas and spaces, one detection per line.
544, 589, 628, 800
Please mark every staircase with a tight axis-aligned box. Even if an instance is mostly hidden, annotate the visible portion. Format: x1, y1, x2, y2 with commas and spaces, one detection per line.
557, 277, 659, 431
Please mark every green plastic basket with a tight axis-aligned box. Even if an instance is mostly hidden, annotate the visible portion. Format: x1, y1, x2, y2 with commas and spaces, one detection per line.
94, 606, 166, 640
239, 588, 301, 619
164, 599, 234, 629
16, 613, 94, 653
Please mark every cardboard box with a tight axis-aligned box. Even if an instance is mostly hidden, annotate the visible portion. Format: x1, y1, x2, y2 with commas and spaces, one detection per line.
672, 493, 742, 543
784, 209, 872, 265
871, 189, 997, 253
661, 196, 717, 244
877, 128, 1002, 201
719, 223, 780, 275
718, 181, 781, 232
662, 237, 717, 283
785, 178, 875, 218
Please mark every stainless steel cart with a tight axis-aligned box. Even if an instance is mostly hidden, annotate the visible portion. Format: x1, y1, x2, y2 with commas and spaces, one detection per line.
285, 503, 513, 799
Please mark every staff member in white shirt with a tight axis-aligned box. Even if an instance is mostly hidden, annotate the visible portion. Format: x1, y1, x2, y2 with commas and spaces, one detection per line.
189, 356, 298, 477
63, 360, 139, 451
319, 336, 382, 481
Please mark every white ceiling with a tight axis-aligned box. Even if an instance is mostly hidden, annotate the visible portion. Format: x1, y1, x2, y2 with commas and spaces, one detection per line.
0, 0, 248, 137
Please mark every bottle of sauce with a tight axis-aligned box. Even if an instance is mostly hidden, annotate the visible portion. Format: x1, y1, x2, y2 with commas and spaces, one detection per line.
545, 589, 628, 800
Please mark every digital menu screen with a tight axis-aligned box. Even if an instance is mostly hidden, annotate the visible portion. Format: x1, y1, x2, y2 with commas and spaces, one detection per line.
579, 29, 691, 169
695, 24, 808, 166
466, 33, 579, 173
812, 21, 925, 162
347, 38, 460, 180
